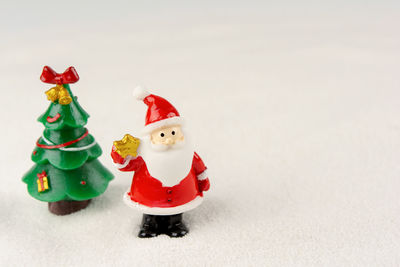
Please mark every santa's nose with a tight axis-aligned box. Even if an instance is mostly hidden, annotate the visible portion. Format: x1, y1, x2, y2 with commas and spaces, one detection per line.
165, 138, 175, 145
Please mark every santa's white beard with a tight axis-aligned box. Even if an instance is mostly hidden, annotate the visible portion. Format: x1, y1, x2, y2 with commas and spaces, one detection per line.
138, 135, 194, 187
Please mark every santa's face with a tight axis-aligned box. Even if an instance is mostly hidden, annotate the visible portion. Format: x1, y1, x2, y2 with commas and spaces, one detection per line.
139, 125, 194, 187
150, 125, 184, 147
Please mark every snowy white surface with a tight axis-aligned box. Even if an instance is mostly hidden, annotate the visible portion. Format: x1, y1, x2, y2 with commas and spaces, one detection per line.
1, 1, 400, 266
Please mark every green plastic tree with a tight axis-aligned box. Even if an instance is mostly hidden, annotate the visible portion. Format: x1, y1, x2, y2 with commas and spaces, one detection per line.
22, 66, 114, 215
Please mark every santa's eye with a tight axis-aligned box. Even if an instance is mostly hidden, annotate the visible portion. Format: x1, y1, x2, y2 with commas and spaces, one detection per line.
171, 131, 175, 135
160, 133, 165, 137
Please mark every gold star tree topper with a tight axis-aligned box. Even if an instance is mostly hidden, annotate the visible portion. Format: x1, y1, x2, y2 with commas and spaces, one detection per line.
113, 134, 141, 158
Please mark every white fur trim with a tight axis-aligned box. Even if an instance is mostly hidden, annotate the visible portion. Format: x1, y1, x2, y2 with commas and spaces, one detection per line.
113, 155, 134, 169
141, 116, 184, 134
123, 192, 203, 215
197, 169, 208, 181
133, 86, 150, 100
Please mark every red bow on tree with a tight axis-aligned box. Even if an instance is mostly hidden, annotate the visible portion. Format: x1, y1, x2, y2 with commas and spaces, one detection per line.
40, 66, 79, 85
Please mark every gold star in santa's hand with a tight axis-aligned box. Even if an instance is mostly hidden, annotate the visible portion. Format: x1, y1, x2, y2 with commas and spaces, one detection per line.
113, 134, 141, 158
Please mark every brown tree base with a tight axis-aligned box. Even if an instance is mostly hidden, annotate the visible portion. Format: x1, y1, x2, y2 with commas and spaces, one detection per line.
48, 199, 91, 215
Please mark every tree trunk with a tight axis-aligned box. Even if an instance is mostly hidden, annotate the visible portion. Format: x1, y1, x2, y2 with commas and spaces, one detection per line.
48, 199, 91, 215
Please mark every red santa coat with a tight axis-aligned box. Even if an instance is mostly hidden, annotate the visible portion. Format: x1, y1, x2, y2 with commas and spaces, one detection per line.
111, 149, 210, 215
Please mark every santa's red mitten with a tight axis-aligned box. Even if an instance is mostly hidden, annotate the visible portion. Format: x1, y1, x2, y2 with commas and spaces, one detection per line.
111, 146, 125, 164
198, 178, 210, 192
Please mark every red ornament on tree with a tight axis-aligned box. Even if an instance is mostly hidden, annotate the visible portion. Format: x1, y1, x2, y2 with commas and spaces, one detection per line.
46, 113, 61, 123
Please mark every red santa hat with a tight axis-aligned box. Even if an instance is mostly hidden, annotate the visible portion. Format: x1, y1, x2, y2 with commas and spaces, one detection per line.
133, 86, 184, 134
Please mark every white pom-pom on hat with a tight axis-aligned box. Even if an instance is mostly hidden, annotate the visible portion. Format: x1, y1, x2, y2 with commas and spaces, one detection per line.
133, 86, 150, 101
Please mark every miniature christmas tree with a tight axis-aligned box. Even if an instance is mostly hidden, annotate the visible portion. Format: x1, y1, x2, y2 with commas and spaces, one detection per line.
22, 66, 114, 215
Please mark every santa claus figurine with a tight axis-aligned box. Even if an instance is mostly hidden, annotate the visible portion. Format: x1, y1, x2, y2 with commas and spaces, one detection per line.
111, 87, 210, 238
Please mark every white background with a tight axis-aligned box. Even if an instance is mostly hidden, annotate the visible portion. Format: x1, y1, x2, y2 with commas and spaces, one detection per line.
1, 1, 400, 266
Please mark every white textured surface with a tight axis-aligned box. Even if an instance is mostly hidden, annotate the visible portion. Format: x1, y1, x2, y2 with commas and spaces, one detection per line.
1, 1, 400, 266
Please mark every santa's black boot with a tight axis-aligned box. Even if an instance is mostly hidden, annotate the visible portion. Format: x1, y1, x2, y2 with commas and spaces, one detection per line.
138, 214, 159, 238
163, 213, 189, 238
